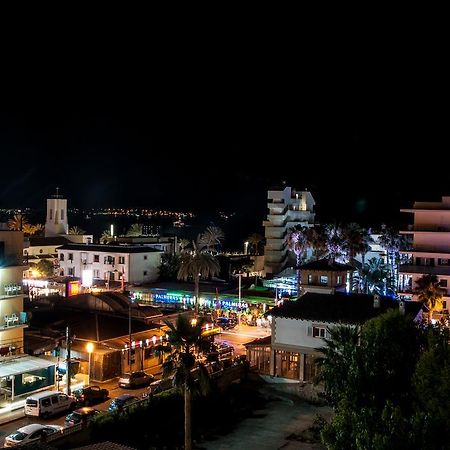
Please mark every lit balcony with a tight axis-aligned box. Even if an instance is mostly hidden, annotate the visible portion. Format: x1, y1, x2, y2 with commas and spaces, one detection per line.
400, 264, 450, 276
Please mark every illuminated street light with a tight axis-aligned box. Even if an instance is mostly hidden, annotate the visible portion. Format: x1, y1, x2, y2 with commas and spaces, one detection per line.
86, 342, 94, 385
191, 318, 197, 327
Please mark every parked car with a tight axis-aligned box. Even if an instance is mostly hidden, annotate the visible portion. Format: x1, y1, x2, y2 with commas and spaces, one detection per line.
73, 385, 109, 405
144, 377, 174, 396
118, 371, 154, 388
4, 424, 63, 447
24, 391, 77, 418
108, 394, 139, 413
65, 407, 100, 426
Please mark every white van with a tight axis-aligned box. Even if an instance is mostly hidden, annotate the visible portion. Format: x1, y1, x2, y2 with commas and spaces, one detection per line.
25, 391, 77, 418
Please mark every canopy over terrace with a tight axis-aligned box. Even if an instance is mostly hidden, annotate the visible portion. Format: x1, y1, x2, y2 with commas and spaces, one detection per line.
0, 355, 55, 403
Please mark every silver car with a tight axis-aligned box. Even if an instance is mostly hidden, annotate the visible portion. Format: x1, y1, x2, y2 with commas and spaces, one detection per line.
118, 371, 154, 388
4, 424, 63, 447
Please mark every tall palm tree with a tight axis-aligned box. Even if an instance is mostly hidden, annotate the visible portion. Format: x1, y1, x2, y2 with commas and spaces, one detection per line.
126, 223, 143, 236
8, 213, 28, 231
247, 233, 264, 255
177, 237, 220, 312
342, 223, 373, 292
199, 226, 224, 254
303, 225, 328, 259
414, 274, 445, 321
161, 315, 211, 450
287, 227, 307, 295
378, 225, 402, 291
354, 257, 389, 294
69, 226, 86, 235
22, 223, 45, 236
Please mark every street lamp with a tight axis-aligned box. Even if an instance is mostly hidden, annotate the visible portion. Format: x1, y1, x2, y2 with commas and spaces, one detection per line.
244, 241, 249, 255
86, 342, 94, 386
191, 318, 197, 327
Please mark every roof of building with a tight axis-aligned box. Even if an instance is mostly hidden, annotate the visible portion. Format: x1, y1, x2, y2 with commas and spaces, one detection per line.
29, 236, 71, 247
300, 258, 354, 272
0, 355, 55, 378
268, 292, 423, 324
57, 243, 163, 253
244, 335, 272, 347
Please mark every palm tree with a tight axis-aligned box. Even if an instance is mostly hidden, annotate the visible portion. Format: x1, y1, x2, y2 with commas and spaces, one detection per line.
378, 225, 402, 291
303, 225, 328, 259
177, 237, 220, 312
287, 227, 308, 295
199, 226, 224, 254
413, 274, 445, 321
100, 230, 113, 244
22, 223, 45, 236
126, 223, 143, 236
161, 315, 211, 450
342, 223, 373, 292
69, 226, 86, 235
247, 233, 264, 255
179, 239, 190, 253
8, 214, 28, 231
315, 324, 360, 406
354, 257, 389, 294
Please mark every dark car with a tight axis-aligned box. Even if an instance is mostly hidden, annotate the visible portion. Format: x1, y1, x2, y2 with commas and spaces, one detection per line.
108, 394, 139, 413
73, 386, 109, 405
118, 371, 154, 388
215, 317, 237, 330
144, 377, 174, 396
65, 407, 100, 426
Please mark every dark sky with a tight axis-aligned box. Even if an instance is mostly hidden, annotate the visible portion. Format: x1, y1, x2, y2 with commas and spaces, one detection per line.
0, 46, 447, 230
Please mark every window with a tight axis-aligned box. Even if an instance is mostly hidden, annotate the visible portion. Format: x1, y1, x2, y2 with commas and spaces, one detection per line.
49, 209, 53, 220
68, 267, 75, 276
337, 275, 342, 285
144, 255, 148, 260
119, 256, 125, 264
320, 275, 328, 285
312, 326, 327, 338
440, 279, 448, 287
68, 253, 74, 261
104, 256, 115, 265
143, 271, 148, 276
59, 254, 64, 261
51, 396, 59, 404
94, 270, 100, 278
61, 209, 64, 220
438, 258, 450, 266
39, 249, 43, 254
42, 398, 51, 407
308, 274, 313, 284
94, 255, 99, 263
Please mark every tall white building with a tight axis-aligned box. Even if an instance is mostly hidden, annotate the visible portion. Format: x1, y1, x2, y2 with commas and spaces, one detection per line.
263, 186, 315, 276
399, 196, 450, 311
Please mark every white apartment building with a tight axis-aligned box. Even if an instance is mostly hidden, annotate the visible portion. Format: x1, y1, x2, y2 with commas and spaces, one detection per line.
1, 229, 56, 404
263, 186, 315, 276
399, 196, 450, 311
1, 230, 27, 354
57, 244, 163, 285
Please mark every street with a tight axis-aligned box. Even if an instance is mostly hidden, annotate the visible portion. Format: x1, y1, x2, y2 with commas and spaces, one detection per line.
214, 323, 271, 356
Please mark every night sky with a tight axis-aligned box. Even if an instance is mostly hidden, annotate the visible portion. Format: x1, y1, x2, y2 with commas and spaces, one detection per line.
0, 58, 447, 232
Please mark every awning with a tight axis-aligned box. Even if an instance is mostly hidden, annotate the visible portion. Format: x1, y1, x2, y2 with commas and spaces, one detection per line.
0, 355, 55, 378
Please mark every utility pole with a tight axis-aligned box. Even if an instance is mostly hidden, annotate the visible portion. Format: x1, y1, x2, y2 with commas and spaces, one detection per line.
128, 302, 132, 368
66, 326, 71, 395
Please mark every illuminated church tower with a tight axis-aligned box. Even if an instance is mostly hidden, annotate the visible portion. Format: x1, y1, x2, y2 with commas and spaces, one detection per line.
45, 188, 69, 237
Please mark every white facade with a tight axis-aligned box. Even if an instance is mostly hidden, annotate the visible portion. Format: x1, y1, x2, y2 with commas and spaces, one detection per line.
399, 196, 450, 310
57, 244, 163, 284
0, 230, 27, 355
45, 196, 68, 237
263, 187, 315, 276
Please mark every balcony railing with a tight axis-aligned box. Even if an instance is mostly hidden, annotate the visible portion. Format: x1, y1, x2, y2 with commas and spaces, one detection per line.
400, 264, 450, 276
1, 312, 28, 329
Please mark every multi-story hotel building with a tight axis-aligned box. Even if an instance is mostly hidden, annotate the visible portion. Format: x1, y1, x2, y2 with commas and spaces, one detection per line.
263, 186, 315, 276
399, 196, 450, 311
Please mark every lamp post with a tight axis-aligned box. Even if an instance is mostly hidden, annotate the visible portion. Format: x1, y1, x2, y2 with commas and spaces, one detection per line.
86, 342, 94, 386
244, 241, 249, 255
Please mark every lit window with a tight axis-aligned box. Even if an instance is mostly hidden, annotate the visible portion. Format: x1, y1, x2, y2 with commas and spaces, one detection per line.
320, 276, 328, 285
308, 275, 313, 284
337, 276, 342, 285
